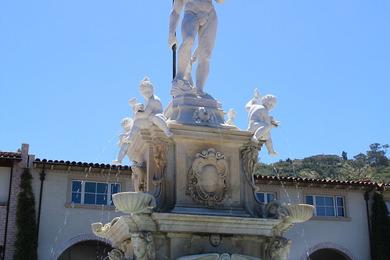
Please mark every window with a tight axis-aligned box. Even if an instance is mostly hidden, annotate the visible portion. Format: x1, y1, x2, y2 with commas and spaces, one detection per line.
305, 195, 345, 217
71, 180, 121, 206
255, 192, 276, 204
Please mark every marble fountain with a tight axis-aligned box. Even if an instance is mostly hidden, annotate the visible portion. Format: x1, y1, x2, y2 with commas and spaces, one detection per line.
91, 1, 314, 259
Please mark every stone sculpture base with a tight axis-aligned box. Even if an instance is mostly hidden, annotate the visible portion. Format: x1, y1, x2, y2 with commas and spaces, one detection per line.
93, 204, 293, 260
93, 91, 314, 260
165, 94, 232, 128
152, 212, 283, 259
163, 123, 258, 217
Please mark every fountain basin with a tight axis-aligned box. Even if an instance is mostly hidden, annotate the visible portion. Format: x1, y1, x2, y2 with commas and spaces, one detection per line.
285, 204, 314, 223
112, 192, 156, 214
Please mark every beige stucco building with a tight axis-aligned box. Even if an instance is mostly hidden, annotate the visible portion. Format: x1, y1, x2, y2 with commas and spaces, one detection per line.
1, 144, 389, 260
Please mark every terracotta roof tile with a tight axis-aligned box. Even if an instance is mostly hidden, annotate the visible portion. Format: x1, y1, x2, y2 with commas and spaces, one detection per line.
254, 174, 384, 188
34, 158, 130, 171
0, 151, 22, 160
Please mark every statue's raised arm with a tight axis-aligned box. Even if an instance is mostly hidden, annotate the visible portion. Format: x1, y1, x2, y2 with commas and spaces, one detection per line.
169, 0, 223, 97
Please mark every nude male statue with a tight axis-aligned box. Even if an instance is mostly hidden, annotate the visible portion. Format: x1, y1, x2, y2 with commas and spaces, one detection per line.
169, 0, 224, 96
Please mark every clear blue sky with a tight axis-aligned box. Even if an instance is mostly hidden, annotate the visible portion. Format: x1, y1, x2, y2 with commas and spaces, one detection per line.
1, 0, 389, 164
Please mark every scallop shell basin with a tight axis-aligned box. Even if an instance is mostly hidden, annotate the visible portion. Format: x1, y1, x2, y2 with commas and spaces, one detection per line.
286, 204, 315, 223
112, 192, 156, 214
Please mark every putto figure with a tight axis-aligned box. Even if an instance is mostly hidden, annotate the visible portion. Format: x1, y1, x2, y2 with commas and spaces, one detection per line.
246, 89, 279, 156
112, 77, 172, 165
225, 108, 237, 126
112, 118, 133, 165
169, 0, 224, 97
127, 77, 173, 142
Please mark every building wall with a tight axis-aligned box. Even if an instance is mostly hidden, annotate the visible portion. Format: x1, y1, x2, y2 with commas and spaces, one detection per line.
0, 167, 11, 204
32, 168, 132, 260
34, 172, 371, 260
0, 167, 11, 250
256, 184, 370, 260
3, 145, 30, 260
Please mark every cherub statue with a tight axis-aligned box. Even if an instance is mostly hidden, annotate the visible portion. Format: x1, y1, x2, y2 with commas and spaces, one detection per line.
125, 78, 173, 144
225, 108, 237, 126
112, 118, 133, 165
246, 89, 279, 156
245, 89, 262, 112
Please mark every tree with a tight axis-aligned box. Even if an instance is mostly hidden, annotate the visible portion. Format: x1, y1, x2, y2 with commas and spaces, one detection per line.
341, 151, 348, 161
253, 143, 390, 182
367, 143, 389, 167
371, 191, 390, 260
353, 153, 368, 168
13, 168, 38, 260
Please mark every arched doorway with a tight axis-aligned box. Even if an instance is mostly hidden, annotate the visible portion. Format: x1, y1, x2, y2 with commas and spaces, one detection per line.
58, 240, 112, 260
308, 248, 351, 260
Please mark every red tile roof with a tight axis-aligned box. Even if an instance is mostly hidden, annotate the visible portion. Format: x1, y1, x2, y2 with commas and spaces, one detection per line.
254, 174, 389, 189
34, 158, 131, 171
0, 151, 22, 160
21, 157, 390, 189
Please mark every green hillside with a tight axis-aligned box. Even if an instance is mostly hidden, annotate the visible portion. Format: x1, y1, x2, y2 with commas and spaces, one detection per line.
255, 143, 390, 183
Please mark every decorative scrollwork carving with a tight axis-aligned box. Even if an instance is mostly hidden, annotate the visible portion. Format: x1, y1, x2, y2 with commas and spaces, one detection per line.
131, 232, 156, 260
107, 248, 125, 260
177, 253, 260, 260
131, 163, 147, 192
265, 236, 291, 260
152, 140, 167, 185
187, 148, 228, 207
240, 142, 261, 191
193, 107, 216, 124
151, 139, 168, 208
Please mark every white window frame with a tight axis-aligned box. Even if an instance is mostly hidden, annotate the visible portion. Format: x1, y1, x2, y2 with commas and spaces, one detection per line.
305, 194, 346, 217
71, 180, 121, 206
255, 191, 277, 204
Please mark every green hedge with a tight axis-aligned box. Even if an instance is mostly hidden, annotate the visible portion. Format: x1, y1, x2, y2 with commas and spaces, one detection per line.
371, 191, 390, 260
13, 168, 38, 260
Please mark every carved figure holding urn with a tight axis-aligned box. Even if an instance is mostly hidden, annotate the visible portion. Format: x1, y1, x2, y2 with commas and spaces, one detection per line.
246, 89, 279, 156
169, 0, 224, 96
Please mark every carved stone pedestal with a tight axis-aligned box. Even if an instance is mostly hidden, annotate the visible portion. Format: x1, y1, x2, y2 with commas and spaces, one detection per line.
165, 94, 228, 128
164, 123, 257, 217
93, 92, 314, 260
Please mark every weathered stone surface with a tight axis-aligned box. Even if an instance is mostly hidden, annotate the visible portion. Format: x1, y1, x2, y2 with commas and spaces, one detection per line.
152, 213, 281, 237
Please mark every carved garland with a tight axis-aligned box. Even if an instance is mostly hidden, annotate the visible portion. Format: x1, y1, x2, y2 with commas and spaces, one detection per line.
187, 148, 228, 207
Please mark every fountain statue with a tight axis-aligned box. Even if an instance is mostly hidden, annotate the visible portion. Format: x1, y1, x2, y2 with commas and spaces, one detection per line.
245, 89, 279, 156
169, 0, 224, 97
92, 2, 314, 259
